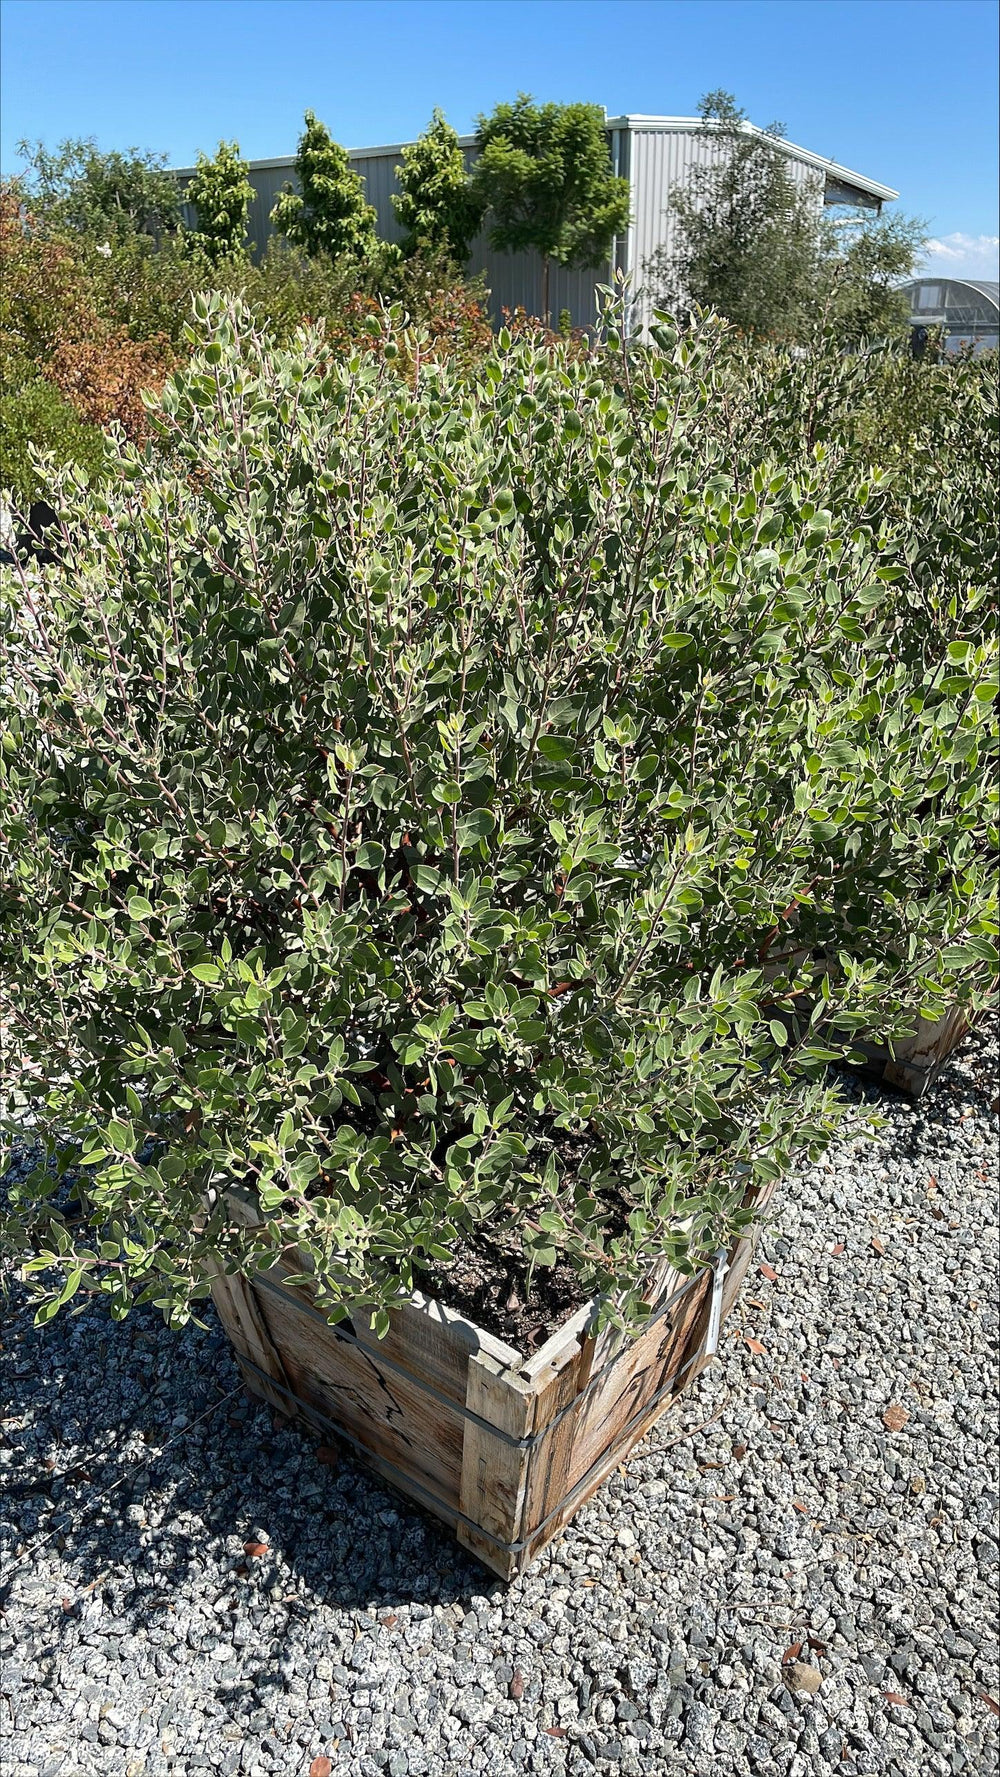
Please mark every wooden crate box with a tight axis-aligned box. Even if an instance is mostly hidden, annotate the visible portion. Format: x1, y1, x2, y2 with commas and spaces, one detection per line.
843, 1004, 971, 1099
210, 1190, 768, 1579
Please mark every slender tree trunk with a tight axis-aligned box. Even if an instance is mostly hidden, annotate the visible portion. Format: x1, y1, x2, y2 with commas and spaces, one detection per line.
542, 255, 550, 329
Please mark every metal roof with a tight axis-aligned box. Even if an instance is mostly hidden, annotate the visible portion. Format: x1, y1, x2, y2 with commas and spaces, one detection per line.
943, 278, 998, 310
603, 115, 898, 203
904, 277, 999, 314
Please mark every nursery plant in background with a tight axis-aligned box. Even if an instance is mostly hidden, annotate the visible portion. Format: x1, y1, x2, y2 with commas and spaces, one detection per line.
270, 110, 380, 266
15, 135, 183, 242
0, 370, 108, 508
392, 110, 484, 266
646, 89, 925, 346
473, 96, 631, 324
1, 296, 996, 1571
185, 139, 255, 267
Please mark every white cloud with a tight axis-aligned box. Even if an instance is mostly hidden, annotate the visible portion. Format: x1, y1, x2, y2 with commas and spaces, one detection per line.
919, 232, 999, 281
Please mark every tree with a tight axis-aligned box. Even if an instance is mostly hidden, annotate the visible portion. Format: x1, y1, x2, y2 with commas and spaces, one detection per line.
186, 140, 255, 266
649, 91, 825, 340
820, 209, 926, 344
472, 96, 630, 325
270, 111, 378, 263
16, 137, 181, 240
392, 109, 483, 264
648, 91, 925, 345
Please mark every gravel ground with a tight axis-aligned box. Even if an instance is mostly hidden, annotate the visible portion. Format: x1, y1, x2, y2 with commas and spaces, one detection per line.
2, 1023, 998, 1777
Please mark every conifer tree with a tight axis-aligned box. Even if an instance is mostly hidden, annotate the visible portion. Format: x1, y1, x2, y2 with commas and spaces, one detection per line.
271, 111, 378, 262
187, 140, 254, 265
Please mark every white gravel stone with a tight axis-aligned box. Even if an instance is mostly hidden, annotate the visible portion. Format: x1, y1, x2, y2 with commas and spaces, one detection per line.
1, 1021, 997, 1777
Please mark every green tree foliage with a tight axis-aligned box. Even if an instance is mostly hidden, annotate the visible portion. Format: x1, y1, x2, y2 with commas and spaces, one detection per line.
185, 140, 255, 267
649, 91, 826, 339
649, 91, 924, 344
473, 96, 631, 323
16, 136, 181, 240
392, 110, 484, 264
821, 209, 927, 345
270, 111, 379, 263
2, 296, 995, 1334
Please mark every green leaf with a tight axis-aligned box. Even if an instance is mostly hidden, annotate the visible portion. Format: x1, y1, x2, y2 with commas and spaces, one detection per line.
355, 842, 386, 870
107, 1119, 136, 1153
411, 866, 440, 892
537, 735, 575, 762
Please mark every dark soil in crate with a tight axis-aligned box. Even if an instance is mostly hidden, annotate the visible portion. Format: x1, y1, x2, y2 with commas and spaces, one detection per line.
412, 1228, 592, 1349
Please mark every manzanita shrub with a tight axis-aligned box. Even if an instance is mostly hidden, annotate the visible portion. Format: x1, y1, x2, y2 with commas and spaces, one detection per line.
1, 296, 996, 1336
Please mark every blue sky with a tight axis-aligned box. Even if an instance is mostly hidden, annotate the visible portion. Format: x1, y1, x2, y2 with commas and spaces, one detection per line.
1, 0, 997, 278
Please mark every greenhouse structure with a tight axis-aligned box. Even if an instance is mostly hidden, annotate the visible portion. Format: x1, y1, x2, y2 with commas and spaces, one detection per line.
901, 278, 1000, 354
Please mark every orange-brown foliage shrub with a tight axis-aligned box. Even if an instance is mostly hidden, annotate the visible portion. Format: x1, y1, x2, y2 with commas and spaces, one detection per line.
47, 327, 175, 442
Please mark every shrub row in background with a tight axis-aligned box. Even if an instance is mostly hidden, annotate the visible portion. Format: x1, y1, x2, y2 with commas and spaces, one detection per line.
1, 296, 995, 1336
3, 86, 944, 513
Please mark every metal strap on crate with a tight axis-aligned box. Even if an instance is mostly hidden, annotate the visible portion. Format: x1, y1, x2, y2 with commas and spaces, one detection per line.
704, 1247, 730, 1358
249, 1241, 728, 1457
238, 1329, 713, 1560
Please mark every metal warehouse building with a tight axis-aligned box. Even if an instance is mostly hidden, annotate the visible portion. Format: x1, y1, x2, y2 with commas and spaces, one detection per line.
177, 114, 897, 330
901, 277, 999, 355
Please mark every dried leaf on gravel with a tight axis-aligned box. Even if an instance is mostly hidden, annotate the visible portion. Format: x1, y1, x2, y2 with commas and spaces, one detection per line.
759, 1262, 779, 1281
831, 1243, 845, 1256
743, 1336, 767, 1355
981, 1693, 1000, 1717
883, 1405, 910, 1432
782, 1643, 803, 1664
509, 1670, 524, 1700
242, 1540, 268, 1558
309, 1759, 333, 1777
871, 1236, 886, 1255
883, 1692, 910, 1707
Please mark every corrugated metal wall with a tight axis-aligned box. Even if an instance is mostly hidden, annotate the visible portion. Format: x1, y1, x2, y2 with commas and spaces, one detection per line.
179, 123, 873, 335
359, 144, 611, 328
627, 124, 825, 330
180, 141, 616, 331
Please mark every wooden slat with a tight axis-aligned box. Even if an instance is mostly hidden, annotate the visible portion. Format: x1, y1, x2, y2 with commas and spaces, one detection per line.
209, 1266, 296, 1413
873, 1006, 970, 1097
514, 1223, 760, 1570
555, 1267, 712, 1502
457, 1357, 536, 1579
249, 1274, 469, 1510
223, 1187, 521, 1402
520, 1342, 588, 1558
